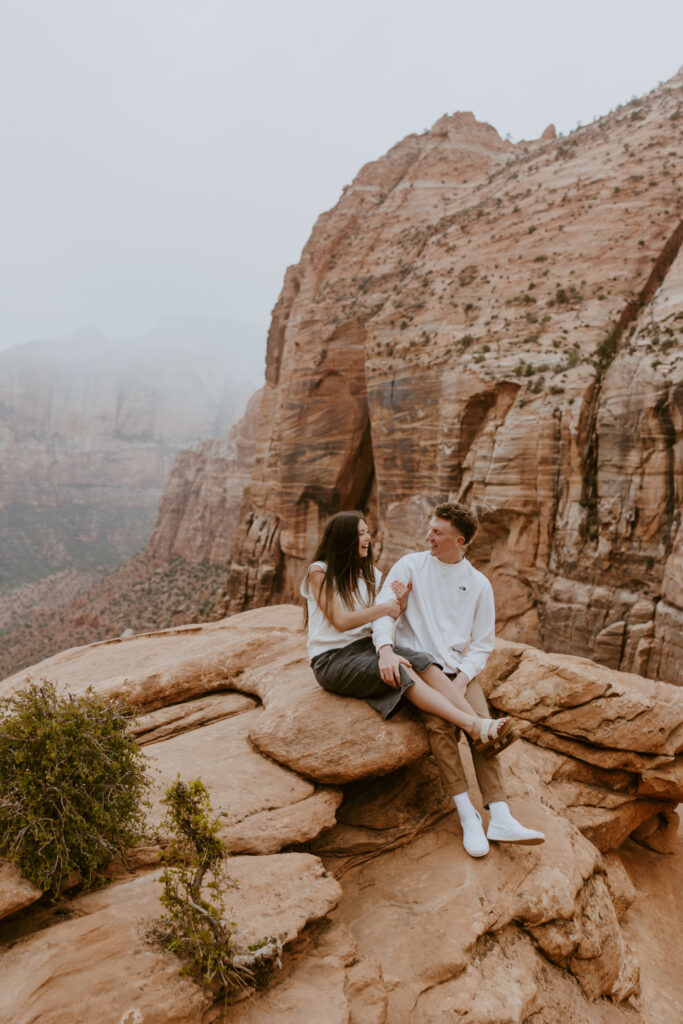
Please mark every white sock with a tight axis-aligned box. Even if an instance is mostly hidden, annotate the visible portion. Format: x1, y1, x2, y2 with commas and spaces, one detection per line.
453, 792, 478, 821
488, 800, 514, 825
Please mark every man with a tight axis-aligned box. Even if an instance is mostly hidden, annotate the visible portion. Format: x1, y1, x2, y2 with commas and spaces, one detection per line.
372, 501, 544, 858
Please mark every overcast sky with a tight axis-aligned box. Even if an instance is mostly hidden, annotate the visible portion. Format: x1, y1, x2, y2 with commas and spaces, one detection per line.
1, 0, 682, 353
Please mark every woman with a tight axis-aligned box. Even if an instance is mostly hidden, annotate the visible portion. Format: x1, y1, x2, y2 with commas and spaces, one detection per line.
301, 511, 511, 751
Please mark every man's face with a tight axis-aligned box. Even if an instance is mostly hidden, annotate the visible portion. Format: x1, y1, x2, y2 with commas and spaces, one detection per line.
425, 516, 465, 561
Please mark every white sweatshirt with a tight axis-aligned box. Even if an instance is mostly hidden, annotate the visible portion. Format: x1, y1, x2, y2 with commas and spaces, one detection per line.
372, 551, 495, 679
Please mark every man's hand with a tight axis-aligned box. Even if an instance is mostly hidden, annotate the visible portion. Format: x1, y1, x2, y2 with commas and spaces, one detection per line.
378, 645, 410, 688
390, 579, 412, 612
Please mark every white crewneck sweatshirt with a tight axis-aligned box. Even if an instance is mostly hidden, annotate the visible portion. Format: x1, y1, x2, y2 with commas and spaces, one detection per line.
372, 550, 495, 679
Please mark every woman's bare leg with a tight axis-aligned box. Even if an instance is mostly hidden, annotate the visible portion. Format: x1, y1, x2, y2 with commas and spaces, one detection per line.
418, 664, 478, 718
399, 665, 496, 737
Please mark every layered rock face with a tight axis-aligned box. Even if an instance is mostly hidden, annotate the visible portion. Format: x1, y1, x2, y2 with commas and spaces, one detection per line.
0, 315, 263, 633
226, 72, 683, 684
1, 606, 682, 1022
0, 390, 262, 680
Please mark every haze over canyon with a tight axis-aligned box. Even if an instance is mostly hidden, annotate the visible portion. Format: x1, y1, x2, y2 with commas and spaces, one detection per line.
0, 317, 263, 648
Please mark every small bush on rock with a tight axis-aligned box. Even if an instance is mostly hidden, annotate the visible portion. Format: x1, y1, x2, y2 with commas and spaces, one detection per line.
153, 777, 282, 999
0, 680, 150, 900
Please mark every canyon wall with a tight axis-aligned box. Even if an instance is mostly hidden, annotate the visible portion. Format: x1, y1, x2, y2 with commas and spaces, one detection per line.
226, 72, 683, 684
146, 388, 263, 566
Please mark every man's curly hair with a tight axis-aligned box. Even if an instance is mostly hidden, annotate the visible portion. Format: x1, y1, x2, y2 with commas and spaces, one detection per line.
432, 502, 479, 543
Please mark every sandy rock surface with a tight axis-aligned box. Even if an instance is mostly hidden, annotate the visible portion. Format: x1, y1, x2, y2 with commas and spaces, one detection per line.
485, 645, 683, 755
1, 605, 682, 1022
221, 788, 342, 855
478, 639, 683, 853
0, 859, 42, 923
619, 827, 683, 1024
146, 708, 314, 827
0, 854, 340, 1024
130, 691, 257, 744
0, 605, 305, 708
1, 605, 431, 785
244, 656, 430, 784
333, 745, 636, 1015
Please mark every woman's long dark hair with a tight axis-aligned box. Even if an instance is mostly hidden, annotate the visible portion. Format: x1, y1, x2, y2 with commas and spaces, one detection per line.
303, 511, 376, 625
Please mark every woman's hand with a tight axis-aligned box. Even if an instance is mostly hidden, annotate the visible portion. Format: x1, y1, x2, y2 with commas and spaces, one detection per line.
391, 580, 412, 612
381, 597, 402, 621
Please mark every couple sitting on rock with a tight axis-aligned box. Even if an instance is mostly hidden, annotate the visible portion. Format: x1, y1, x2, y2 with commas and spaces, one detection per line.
300, 502, 544, 858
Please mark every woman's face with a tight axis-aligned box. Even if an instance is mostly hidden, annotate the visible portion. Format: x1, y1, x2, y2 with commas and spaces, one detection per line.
357, 519, 371, 558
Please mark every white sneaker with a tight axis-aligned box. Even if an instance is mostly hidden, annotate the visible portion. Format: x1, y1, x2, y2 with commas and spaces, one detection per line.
461, 810, 490, 858
487, 819, 545, 845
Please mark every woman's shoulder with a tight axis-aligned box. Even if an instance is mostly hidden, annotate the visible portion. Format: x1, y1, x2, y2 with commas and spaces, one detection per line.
300, 561, 326, 598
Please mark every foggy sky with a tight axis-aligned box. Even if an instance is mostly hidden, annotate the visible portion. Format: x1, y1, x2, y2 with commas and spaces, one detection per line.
1, 0, 682, 353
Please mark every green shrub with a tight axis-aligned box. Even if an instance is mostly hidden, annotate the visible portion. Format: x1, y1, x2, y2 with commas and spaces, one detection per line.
153, 778, 281, 999
594, 323, 622, 378
458, 264, 478, 287
0, 680, 150, 900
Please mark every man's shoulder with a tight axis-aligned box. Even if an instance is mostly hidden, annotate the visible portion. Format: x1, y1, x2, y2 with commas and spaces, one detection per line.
406, 549, 430, 562
394, 550, 430, 572
464, 559, 493, 590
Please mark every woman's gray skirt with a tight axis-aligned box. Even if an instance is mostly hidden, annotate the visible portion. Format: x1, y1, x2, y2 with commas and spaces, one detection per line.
310, 635, 438, 720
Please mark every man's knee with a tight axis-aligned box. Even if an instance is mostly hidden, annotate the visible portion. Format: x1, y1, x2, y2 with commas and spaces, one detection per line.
450, 675, 468, 700
464, 680, 490, 717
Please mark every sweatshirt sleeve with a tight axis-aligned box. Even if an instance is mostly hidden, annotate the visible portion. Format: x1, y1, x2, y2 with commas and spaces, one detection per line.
371, 556, 412, 652
458, 579, 495, 680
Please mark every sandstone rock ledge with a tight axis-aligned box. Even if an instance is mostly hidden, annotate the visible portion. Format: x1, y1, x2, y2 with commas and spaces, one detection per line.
0, 605, 682, 1023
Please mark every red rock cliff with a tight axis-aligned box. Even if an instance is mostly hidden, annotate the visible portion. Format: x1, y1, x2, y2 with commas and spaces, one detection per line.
227, 73, 683, 685
147, 388, 262, 565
